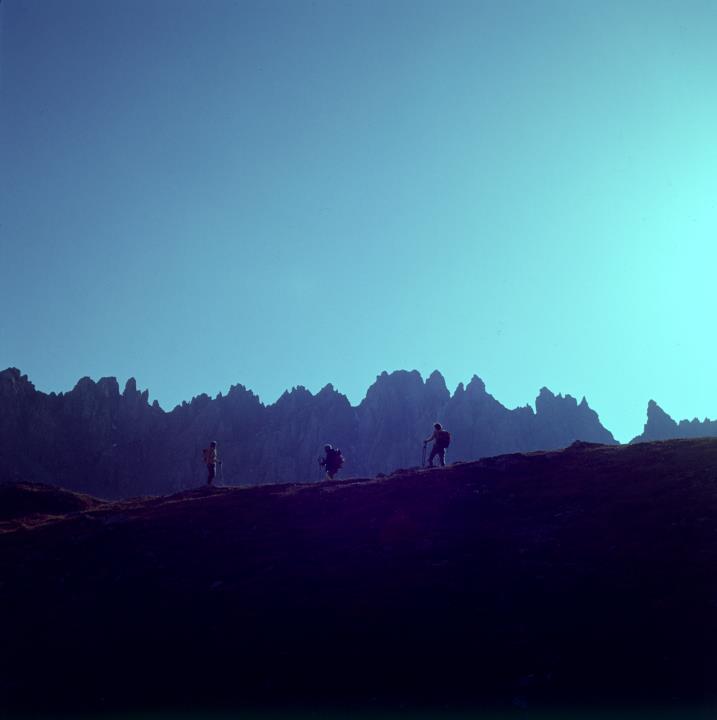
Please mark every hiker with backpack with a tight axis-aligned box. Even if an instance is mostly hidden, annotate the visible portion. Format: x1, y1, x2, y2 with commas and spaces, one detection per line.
202, 441, 220, 486
423, 423, 450, 467
319, 444, 344, 480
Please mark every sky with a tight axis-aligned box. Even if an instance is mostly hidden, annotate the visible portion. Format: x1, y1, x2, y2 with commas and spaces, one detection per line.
1, 0, 716, 442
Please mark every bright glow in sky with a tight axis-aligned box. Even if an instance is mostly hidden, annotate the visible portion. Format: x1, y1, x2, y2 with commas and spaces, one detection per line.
1, 0, 716, 441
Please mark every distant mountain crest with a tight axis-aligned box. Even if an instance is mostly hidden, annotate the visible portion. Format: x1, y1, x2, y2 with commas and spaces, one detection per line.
631, 400, 717, 443
1, 367, 617, 498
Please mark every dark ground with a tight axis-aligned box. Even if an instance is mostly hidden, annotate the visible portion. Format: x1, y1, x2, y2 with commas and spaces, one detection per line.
2, 439, 717, 718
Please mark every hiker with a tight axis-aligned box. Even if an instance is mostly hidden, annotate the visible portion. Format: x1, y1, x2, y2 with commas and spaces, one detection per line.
319, 444, 344, 480
202, 441, 219, 485
423, 423, 451, 467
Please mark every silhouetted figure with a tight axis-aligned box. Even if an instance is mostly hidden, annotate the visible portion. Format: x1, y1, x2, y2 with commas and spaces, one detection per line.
319, 443, 344, 480
423, 423, 451, 467
202, 441, 219, 485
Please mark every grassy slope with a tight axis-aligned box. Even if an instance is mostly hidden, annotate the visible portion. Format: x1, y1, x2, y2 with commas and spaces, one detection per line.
2, 439, 717, 715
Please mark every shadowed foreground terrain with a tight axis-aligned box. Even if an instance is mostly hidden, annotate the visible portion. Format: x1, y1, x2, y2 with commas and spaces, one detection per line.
2, 440, 717, 718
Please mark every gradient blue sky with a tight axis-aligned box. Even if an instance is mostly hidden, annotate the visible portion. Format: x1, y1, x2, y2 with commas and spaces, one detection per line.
1, 0, 716, 441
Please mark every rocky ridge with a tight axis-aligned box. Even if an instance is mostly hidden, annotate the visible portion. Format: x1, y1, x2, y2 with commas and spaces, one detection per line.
1, 367, 617, 498
631, 399, 717, 444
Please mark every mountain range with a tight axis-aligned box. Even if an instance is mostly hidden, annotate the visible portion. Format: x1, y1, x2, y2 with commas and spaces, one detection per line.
2, 366, 716, 498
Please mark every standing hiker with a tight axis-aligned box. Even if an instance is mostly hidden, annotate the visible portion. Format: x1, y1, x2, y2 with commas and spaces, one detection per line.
202, 440, 219, 485
319, 444, 345, 480
423, 423, 451, 468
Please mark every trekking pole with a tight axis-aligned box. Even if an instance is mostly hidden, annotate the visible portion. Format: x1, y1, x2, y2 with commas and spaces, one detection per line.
219, 461, 224, 484
421, 443, 426, 467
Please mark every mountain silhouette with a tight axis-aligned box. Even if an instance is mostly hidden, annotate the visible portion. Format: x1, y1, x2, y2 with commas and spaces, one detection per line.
631, 399, 717, 444
1, 367, 615, 497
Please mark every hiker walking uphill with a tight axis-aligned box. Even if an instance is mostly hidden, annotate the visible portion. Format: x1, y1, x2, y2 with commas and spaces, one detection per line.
423, 423, 451, 468
319, 444, 344, 480
202, 441, 220, 486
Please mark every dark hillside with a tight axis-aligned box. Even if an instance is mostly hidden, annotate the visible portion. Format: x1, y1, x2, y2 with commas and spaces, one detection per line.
2, 439, 717, 716
0, 481, 103, 524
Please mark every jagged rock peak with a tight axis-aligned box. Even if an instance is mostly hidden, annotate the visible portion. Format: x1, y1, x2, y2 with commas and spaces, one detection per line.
631, 400, 717, 444
0, 367, 34, 394
122, 378, 149, 405
465, 374, 487, 395
363, 370, 425, 402
317, 383, 346, 400
72, 376, 119, 397
277, 385, 314, 404
1, 367, 23, 381
646, 400, 678, 425
647, 399, 665, 415
73, 376, 95, 391
627, 399, 679, 444
315, 383, 352, 407
536, 387, 578, 407
225, 383, 261, 402
425, 371, 449, 401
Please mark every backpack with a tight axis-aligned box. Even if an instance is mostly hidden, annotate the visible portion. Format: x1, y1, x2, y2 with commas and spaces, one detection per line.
327, 448, 345, 472
436, 430, 451, 449
202, 447, 215, 465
